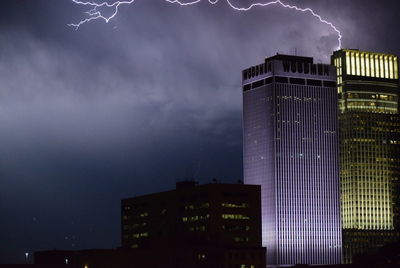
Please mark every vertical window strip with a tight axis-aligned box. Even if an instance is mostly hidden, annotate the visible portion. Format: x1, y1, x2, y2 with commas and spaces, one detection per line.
361, 53, 365, 76
375, 55, 380, 78
365, 54, 370, 77
351, 52, 356, 75
356, 52, 360, 76
384, 56, 389, 78
370, 54, 375, 77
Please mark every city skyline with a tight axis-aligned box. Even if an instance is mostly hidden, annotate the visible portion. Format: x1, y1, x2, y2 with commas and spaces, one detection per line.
1, 0, 400, 264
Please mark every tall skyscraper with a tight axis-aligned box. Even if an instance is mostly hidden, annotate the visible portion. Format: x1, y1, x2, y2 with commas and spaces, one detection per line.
242, 54, 342, 265
332, 49, 400, 263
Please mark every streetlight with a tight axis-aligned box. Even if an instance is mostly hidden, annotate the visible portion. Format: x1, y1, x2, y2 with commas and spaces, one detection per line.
25, 253, 29, 264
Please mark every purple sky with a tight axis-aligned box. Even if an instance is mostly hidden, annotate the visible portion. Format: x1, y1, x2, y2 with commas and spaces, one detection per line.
0, 0, 399, 263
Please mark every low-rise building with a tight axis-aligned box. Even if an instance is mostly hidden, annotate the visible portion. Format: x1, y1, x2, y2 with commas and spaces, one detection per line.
121, 181, 266, 268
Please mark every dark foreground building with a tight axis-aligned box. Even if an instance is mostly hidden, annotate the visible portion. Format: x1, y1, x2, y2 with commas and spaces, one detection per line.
332, 49, 400, 263
121, 181, 266, 268
34, 247, 264, 268
33, 182, 265, 268
242, 54, 342, 265
35, 248, 152, 268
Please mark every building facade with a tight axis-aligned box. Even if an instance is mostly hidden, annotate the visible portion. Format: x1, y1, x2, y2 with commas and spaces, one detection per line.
121, 181, 266, 268
332, 49, 400, 263
242, 54, 342, 265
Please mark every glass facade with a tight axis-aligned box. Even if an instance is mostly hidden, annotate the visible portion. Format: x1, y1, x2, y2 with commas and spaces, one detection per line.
332, 49, 400, 263
243, 55, 342, 265
344, 50, 398, 79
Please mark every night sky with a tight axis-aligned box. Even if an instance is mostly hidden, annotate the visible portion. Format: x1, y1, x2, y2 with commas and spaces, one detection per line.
1, 0, 399, 264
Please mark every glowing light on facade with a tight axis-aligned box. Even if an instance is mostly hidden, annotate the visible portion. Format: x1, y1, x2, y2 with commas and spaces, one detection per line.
242, 54, 342, 265
340, 49, 399, 81
332, 49, 400, 263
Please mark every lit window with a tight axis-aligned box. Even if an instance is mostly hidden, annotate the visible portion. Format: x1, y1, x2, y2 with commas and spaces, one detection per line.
380, 55, 384, 78
384, 56, 389, 78
360, 53, 365, 76
221, 203, 249, 208
346, 52, 351, 75
235, 236, 249, 242
370, 54, 375, 77
375, 55, 380, 78
365, 54, 370, 76
389, 56, 394, 79
222, 214, 250, 220
351, 52, 356, 75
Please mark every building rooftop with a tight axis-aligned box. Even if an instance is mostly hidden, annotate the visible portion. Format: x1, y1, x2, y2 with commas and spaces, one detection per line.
266, 53, 314, 64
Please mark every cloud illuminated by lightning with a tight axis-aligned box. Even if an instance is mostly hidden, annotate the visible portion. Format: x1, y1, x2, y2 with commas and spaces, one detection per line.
69, 0, 342, 49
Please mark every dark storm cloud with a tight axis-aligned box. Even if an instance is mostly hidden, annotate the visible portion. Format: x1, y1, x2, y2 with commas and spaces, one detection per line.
1, 0, 399, 263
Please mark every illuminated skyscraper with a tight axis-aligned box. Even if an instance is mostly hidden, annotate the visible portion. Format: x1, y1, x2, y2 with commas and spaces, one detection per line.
332, 49, 400, 263
242, 54, 342, 265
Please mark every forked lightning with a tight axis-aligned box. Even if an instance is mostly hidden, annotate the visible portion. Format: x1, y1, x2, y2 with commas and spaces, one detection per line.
69, 0, 342, 49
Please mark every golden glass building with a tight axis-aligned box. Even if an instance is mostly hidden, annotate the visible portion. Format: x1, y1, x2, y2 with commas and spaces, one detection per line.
332, 49, 400, 263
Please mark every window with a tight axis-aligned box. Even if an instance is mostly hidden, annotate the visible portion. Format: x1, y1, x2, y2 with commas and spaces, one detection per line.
275, 76, 288, 83
356, 52, 360, 76
366, 54, 370, 76
289, 78, 305, 85
375, 55, 380, 78
265, 77, 273, 85
222, 203, 248, 208
307, 79, 322, 86
384, 55, 389, 78
252, 79, 264, 89
243, 84, 251, 92
222, 214, 250, 220
389, 56, 394, 79
371, 54, 375, 77
323, 81, 336, 88
346, 51, 351, 75
361, 53, 365, 76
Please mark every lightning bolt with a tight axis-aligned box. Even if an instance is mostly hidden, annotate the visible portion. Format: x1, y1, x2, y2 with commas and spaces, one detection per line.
69, 0, 342, 49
